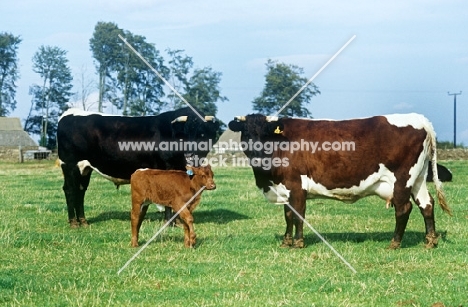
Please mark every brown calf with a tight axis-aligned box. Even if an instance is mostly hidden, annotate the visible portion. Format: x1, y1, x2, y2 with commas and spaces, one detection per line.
130, 165, 216, 248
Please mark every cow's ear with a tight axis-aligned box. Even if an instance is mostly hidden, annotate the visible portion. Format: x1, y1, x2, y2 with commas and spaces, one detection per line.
228, 120, 244, 132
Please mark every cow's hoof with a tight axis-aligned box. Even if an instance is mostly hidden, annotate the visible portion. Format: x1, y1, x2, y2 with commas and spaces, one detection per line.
425, 233, 438, 249
280, 235, 293, 248
388, 239, 401, 250
79, 218, 89, 227
69, 218, 80, 228
293, 239, 305, 248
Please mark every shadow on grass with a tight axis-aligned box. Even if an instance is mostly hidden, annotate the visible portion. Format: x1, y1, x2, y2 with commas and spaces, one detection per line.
275, 230, 449, 248
87, 208, 249, 225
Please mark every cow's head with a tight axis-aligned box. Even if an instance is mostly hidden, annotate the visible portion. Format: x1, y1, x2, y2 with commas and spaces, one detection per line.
171, 109, 220, 165
228, 114, 285, 159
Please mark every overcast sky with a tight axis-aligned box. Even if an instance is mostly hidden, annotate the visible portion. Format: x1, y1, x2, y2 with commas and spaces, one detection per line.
3, 0, 468, 144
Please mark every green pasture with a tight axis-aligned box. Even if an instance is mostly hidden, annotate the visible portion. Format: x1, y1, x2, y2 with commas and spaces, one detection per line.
0, 160, 467, 306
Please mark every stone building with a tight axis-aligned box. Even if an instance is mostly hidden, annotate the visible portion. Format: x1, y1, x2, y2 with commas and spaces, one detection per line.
0, 117, 39, 162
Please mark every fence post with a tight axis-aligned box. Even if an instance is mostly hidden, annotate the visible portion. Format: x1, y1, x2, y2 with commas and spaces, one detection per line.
18, 146, 23, 163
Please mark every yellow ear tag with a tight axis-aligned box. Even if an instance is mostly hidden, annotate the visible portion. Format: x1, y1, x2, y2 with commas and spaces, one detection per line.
274, 126, 283, 134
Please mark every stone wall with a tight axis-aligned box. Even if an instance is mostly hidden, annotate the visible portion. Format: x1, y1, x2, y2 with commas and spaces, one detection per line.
0, 146, 38, 162
438, 148, 468, 161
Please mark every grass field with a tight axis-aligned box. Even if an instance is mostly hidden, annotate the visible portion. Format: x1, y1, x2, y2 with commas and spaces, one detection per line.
0, 160, 467, 306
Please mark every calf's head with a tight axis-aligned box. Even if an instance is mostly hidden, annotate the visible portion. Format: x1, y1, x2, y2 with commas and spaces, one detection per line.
186, 164, 216, 190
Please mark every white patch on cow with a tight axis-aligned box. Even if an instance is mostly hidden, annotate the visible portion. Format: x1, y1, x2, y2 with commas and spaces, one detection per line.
406, 138, 432, 210
263, 183, 290, 204
77, 160, 92, 176
76, 160, 130, 185
385, 113, 436, 210
59, 108, 124, 121
134, 168, 149, 173
406, 137, 431, 189
383, 113, 430, 130
300, 163, 396, 203
155, 204, 165, 212
141, 200, 165, 212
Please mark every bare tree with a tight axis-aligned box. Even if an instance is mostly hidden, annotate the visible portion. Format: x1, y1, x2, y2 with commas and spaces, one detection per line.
72, 65, 97, 110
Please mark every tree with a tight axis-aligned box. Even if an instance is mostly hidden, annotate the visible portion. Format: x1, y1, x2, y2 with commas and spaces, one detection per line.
72, 65, 96, 111
24, 45, 73, 148
253, 59, 320, 117
115, 31, 168, 115
0, 32, 22, 116
89, 21, 123, 112
182, 67, 227, 115
166, 49, 227, 116
166, 49, 193, 109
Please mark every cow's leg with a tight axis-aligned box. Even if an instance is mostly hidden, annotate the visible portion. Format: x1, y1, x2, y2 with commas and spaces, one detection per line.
164, 207, 179, 227
131, 200, 149, 247
281, 205, 294, 247
419, 199, 438, 248
175, 203, 196, 248
76, 170, 92, 227
413, 184, 438, 248
61, 163, 81, 228
290, 188, 307, 248
390, 192, 413, 249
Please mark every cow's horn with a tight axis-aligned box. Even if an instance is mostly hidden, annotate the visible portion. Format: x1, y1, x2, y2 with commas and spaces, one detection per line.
205, 115, 215, 121
171, 115, 188, 124
234, 116, 246, 121
266, 116, 278, 122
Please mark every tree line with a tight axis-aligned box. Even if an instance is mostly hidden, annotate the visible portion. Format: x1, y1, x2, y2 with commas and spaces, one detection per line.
0, 22, 319, 149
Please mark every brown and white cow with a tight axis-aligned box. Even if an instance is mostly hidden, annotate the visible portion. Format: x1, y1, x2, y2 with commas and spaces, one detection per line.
228, 113, 451, 249
130, 165, 216, 248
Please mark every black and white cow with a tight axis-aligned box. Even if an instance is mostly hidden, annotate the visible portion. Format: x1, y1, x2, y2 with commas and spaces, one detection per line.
229, 113, 452, 249
57, 107, 219, 227
427, 162, 453, 182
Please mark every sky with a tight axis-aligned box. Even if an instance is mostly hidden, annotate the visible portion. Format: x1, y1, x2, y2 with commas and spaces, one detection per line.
3, 0, 468, 144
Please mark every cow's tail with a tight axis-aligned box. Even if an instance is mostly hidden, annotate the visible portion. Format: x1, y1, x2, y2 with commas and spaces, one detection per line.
427, 119, 452, 216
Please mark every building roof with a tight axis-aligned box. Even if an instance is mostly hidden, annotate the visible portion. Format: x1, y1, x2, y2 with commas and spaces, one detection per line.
0, 117, 23, 131
0, 117, 38, 147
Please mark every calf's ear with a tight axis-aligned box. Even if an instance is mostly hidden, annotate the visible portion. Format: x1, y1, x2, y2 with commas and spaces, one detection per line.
185, 165, 194, 176
228, 120, 244, 132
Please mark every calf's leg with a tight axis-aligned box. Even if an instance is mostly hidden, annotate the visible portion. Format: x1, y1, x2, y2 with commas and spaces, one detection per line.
131, 200, 149, 247
175, 203, 196, 248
